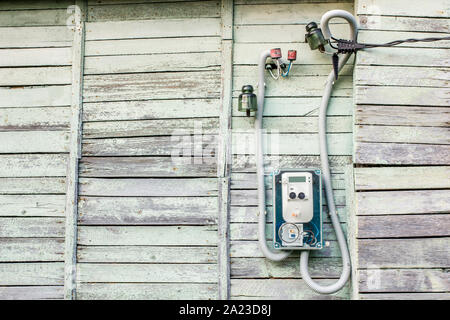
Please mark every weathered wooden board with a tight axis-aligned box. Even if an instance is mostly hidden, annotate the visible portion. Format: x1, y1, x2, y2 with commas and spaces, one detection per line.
0, 67, 72, 86
230, 279, 349, 300
356, 47, 450, 67
355, 142, 450, 165
0, 86, 71, 108
0, 262, 64, 285
0, 107, 71, 131
85, 37, 221, 56
78, 178, 218, 196
0, 195, 66, 217
78, 196, 217, 225
83, 99, 220, 121
0, 9, 69, 27
0, 238, 64, 262
358, 269, 449, 293
355, 66, 450, 87
83, 71, 221, 102
356, 190, 450, 215
0, 154, 67, 177
231, 257, 346, 279
0, 286, 63, 300
0, 26, 73, 48
84, 52, 221, 74
234, 2, 353, 25
83, 118, 219, 139
233, 97, 352, 117
358, 214, 450, 238
79, 157, 217, 177
358, 30, 450, 48
0, 48, 72, 67
0, 1, 73, 10
358, 238, 450, 268
232, 116, 352, 133
85, 18, 221, 40
77, 263, 217, 283
356, 0, 450, 18
77, 283, 218, 300
357, 15, 450, 33
0, 178, 66, 194
0, 131, 69, 153
354, 166, 450, 190
78, 225, 217, 246
78, 246, 217, 263
355, 86, 450, 106
88, 1, 220, 21
0, 217, 65, 237
355, 105, 450, 127
356, 125, 450, 144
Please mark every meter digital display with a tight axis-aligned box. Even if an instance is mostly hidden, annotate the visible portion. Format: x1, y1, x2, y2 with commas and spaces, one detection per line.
289, 176, 306, 183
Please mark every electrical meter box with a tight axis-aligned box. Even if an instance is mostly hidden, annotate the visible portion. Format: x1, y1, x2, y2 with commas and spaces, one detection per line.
272, 169, 323, 250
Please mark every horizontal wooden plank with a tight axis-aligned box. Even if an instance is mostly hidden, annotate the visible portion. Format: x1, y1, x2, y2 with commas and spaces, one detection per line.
358, 15, 450, 33
356, 47, 450, 67
0, 67, 72, 86
359, 292, 450, 300
83, 71, 221, 102
354, 166, 450, 190
79, 157, 217, 177
77, 283, 217, 300
356, 125, 450, 144
0, 86, 71, 108
77, 263, 217, 283
79, 178, 218, 197
0, 286, 63, 300
0, 178, 66, 194
233, 97, 353, 117
0, 48, 72, 67
355, 86, 450, 106
359, 269, 449, 293
355, 142, 450, 165
358, 30, 450, 48
0, 238, 64, 262
234, 2, 353, 25
232, 155, 351, 173
83, 99, 220, 121
0, 154, 67, 177
78, 225, 217, 246
0, 26, 72, 48
0, 1, 73, 10
356, 0, 449, 18
356, 190, 450, 215
78, 246, 217, 263
0, 9, 68, 27
356, 65, 450, 87
84, 52, 220, 74
0, 262, 63, 285
83, 118, 219, 139
355, 105, 450, 127
232, 133, 352, 156
358, 238, 450, 268
0, 195, 66, 217
358, 214, 450, 238
85, 18, 221, 40
230, 240, 343, 258
88, 1, 220, 22
0, 131, 70, 153
231, 257, 346, 279
78, 196, 217, 225
82, 135, 218, 156
230, 279, 349, 300
232, 116, 352, 133
0, 217, 64, 237
85, 37, 221, 56
0, 107, 70, 131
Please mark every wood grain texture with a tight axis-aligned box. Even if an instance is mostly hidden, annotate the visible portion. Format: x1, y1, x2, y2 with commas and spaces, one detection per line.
0, 238, 64, 262
0, 107, 71, 131
0, 154, 68, 177
0, 195, 66, 217
0, 217, 65, 237
0, 263, 64, 286
0, 286, 64, 300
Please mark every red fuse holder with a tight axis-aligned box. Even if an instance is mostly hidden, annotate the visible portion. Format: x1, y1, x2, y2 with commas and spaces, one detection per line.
288, 50, 297, 61
270, 48, 282, 59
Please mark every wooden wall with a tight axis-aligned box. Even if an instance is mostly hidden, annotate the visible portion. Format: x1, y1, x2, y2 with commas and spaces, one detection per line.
353, 0, 450, 300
